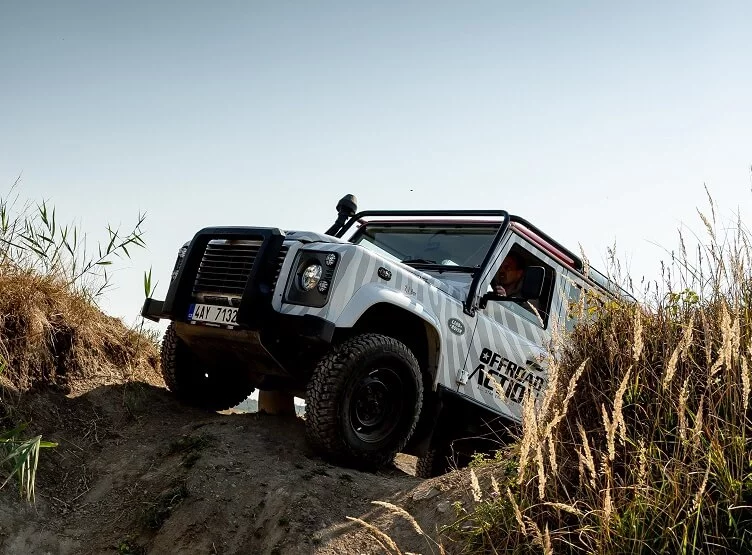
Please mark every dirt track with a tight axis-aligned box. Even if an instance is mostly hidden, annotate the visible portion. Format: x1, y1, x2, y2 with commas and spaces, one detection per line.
0, 383, 471, 555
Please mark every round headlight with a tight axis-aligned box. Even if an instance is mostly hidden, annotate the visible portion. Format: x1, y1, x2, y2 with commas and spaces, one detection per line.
300, 264, 323, 291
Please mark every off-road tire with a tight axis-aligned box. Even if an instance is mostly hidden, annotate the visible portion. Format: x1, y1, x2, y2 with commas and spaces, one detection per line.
305, 333, 423, 470
415, 446, 453, 478
161, 322, 255, 411
415, 449, 438, 478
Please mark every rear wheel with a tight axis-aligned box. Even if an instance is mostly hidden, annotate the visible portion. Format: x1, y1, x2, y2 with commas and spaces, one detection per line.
305, 333, 423, 470
161, 323, 255, 410
415, 444, 454, 478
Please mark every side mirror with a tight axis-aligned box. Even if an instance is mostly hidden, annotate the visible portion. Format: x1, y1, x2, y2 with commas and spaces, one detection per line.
520, 266, 545, 300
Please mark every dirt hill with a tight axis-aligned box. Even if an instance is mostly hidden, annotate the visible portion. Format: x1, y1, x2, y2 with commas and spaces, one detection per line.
1, 383, 474, 555
0, 266, 478, 554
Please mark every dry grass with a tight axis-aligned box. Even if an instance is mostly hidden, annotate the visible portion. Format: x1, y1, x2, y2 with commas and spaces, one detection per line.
0, 263, 161, 396
0, 183, 159, 396
0, 184, 160, 500
444, 196, 752, 553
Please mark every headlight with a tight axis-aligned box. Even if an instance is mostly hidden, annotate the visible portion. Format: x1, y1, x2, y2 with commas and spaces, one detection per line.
284, 250, 340, 307
300, 264, 323, 291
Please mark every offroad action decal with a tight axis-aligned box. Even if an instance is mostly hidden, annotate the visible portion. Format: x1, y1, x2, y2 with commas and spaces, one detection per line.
468, 347, 545, 403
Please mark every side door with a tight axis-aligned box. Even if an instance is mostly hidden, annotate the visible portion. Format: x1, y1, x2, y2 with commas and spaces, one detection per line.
456, 237, 564, 423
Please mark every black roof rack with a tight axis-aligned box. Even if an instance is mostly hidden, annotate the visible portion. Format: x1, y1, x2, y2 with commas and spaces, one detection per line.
338, 210, 583, 269
334, 209, 508, 238
337, 208, 630, 300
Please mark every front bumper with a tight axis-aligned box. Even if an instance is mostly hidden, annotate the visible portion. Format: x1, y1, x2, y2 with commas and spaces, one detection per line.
142, 295, 335, 343
140, 225, 337, 347
141, 298, 165, 322
142, 226, 286, 326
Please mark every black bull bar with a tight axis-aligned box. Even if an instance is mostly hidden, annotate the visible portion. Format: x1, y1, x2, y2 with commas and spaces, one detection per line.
141, 227, 285, 328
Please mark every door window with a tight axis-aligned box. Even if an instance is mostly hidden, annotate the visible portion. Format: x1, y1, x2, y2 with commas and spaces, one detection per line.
565, 281, 583, 333
564, 278, 607, 332
486, 244, 555, 329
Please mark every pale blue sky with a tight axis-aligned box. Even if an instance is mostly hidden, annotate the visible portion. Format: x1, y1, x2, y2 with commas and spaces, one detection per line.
1, 1, 751, 325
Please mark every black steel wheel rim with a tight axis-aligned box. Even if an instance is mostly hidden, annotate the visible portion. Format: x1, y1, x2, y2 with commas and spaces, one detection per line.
349, 366, 406, 444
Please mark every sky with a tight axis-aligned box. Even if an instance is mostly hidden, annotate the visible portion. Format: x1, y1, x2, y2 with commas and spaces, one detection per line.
1, 1, 751, 329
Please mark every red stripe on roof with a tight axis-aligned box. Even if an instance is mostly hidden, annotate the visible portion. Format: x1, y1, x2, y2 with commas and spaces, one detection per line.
511, 222, 577, 268
358, 219, 501, 225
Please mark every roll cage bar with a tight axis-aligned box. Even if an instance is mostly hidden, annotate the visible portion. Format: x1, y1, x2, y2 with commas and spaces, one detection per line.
334, 209, 627, 311
336, 210, 584, 270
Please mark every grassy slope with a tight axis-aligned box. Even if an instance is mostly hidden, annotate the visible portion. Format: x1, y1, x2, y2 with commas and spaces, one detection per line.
0, 263, 161, 396
443, 208, 752, 554
3, 188, 752, 553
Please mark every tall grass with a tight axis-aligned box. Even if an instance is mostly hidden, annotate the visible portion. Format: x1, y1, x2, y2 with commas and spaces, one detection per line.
0, 176, 146, 299
447, 195, 752, 554
0, 179, 147, 501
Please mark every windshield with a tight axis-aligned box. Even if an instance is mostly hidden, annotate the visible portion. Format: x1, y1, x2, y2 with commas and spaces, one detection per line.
351, 224, 498, 268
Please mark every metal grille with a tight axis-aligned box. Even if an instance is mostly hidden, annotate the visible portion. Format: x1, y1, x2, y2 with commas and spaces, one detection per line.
272, 245, 289, 285
192, 239, 289, 297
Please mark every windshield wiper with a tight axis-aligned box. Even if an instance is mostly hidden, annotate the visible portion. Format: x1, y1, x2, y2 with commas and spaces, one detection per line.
401, 258, 438, 265
401, 259, 477, 274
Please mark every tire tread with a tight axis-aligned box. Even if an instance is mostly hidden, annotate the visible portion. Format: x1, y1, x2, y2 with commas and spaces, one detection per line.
306, 333, 423, 469
160, 323, 253, 411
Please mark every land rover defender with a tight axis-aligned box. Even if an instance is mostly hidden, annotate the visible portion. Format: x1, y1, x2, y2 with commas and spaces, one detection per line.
142, 194, 626, 475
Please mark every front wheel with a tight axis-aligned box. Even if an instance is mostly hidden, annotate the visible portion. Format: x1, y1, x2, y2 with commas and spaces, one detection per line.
161, 323, 256, 411
305, 334, 423, 470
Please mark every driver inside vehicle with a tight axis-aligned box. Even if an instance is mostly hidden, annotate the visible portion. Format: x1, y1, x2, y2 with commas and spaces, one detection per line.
491, 252, 542, 313
492, 252, 525, 297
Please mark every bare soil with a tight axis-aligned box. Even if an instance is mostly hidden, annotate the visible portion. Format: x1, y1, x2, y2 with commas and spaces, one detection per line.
0, 383, 473, 555
0, 269, 476, 554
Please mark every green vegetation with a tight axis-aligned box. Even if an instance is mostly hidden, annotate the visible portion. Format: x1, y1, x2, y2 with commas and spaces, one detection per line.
447, 196, 752, 553
115, 536, 146, 555
165, 433, 213, 469
0, 355, 57, 502
0, 180, 150, 501
1, 177, 146, 299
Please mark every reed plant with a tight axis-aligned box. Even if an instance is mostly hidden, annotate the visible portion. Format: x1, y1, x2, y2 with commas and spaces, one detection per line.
0, 177, 146, 299
0, 179, 150, 501
447, 194, 752, 554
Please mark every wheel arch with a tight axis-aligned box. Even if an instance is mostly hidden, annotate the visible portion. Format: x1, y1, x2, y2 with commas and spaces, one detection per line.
334, 300, 443, 387
334, 301, 445, 457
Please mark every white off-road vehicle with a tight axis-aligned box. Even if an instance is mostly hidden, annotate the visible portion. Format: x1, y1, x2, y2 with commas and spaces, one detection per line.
142, 195, 626, 475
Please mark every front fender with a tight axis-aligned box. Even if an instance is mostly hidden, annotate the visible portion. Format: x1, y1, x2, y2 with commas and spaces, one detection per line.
334, 283, 442, 332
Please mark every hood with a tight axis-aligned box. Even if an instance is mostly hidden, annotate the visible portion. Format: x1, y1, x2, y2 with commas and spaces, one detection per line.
283, 230, 350, 244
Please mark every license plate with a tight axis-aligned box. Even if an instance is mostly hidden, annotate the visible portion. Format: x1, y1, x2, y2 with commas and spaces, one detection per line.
188, 304, 238, 326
